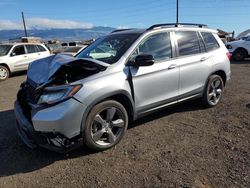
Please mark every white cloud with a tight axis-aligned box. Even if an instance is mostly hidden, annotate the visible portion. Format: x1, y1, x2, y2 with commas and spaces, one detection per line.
0, 18, 93, 30
117, 26, 128, 29
0, 20, 22, 30
27, 18, 93, 29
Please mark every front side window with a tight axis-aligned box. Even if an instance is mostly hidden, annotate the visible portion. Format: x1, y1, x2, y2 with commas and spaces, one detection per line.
26, 45, 37, 53
0, 45, 12, 56
201, 32, 220, 51
131, 32, 172, 62
12, 45, 25, 56
77, 33, 140, 64
175, 31, 201, 56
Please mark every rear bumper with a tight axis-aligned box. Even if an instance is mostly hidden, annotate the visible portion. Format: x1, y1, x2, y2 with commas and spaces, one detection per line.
14, 100, 84, 153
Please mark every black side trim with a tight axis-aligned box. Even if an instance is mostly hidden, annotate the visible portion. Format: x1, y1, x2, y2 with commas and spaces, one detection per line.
127, 66, 135, 101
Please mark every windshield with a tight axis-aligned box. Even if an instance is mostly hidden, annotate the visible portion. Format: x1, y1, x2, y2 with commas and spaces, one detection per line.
76, 33, 140, 64
0, 45, 12, 56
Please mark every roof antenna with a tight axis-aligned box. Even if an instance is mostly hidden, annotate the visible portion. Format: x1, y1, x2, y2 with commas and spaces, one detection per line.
176, 0, 179, 25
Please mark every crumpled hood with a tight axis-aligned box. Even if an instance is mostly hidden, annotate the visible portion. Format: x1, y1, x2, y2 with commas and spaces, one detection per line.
27, 54, 110, 86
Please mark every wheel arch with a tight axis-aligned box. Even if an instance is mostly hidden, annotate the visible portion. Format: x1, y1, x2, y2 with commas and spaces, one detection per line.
209, 70, 227, 86
80, 90, 135, 132
0, 63, 11, 73
234, 47, 248, 56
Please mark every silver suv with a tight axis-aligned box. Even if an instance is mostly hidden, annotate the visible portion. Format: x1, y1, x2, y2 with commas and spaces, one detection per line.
15, 23, 231, 152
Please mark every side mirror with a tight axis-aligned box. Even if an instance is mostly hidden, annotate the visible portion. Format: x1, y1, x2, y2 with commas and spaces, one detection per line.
127, 54, 154, 67
11, 52, 16, 56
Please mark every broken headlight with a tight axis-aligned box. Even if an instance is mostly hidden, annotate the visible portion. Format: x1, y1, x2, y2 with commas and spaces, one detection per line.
38, 84, 82, 105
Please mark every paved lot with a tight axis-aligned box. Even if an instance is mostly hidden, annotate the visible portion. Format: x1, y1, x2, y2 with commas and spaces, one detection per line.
0, 61, 249, 188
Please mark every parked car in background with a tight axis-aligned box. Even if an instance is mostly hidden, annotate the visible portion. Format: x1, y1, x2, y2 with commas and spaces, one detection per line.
0, 43, 50, 81
46, 43, 62, 54
15, 23, 231, 152
60, 46, 87, 56
61, 41, 83, 48
226, 36, 250, 61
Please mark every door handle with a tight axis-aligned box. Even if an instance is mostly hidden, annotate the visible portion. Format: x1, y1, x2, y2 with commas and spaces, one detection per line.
37, 53, 41, 55
168, 64, 177, 70
24, 56, 27, 58
200, 57, 208, 62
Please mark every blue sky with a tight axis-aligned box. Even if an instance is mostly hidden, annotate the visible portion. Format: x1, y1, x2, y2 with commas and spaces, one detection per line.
0, 0, 249, 35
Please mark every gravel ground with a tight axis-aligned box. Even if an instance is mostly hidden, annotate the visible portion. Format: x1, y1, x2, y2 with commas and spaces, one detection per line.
0, 61, 249, 188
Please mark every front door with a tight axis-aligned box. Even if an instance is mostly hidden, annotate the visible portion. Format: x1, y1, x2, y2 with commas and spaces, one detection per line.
128, 32, 179, 113
10, 45, 29, 71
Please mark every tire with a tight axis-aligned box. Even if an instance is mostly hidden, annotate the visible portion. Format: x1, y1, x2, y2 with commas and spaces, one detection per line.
233, 49, 247, 61
0, 65, 9, 81
83, 100, 128, 151
202, 75, 224, 108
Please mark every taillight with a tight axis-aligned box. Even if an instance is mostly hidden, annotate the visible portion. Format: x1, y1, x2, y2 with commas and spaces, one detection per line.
226, 52, 231, 61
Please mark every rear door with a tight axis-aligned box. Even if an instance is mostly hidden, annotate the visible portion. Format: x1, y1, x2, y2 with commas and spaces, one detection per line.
129, 32, 180, 113
25, 44, 38, 63
35, 44, 50, 58
174, 30, 212, 99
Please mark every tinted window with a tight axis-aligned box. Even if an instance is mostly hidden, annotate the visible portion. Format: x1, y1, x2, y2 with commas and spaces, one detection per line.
26, 45, 37, 53
12, 45, 25, 56
201, 32, 220, 51
137, 32, 172, 61
176, 31, 201, 56
61, 43, 67, 47
69, 42, 76, 46
36, 45, 46, 52
77, 33, 140, 64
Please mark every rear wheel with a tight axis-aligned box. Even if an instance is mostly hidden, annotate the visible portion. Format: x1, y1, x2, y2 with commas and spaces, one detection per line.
202, 75, 224, 107
0, 65, 9, 81
233, 49, 247, 61
83, 100, 128, 151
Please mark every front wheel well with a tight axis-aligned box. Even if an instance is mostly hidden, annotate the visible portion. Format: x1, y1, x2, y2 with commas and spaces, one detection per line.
106, 94, 134, 123
0, 63, 10, 72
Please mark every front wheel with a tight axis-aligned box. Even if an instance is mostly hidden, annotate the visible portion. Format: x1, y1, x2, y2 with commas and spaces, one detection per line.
83, 100, 128, 151
202, 75, 224, 107
0, 65, 9, 81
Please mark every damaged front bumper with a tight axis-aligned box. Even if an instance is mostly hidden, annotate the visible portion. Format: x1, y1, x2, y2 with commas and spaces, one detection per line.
14, 98, 86, 153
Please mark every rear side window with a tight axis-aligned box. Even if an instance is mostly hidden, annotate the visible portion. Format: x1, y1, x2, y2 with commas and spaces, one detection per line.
175, 31, 201, 56
36, 45, 46, 52
137, 32, 172, 61
26, 45, 37, 53
201, 32, 220, 51
69, 42, 76, 46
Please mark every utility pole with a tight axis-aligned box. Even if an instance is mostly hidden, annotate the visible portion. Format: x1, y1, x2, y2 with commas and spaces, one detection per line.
176, 0, 179, 24
21, 11, 28, 37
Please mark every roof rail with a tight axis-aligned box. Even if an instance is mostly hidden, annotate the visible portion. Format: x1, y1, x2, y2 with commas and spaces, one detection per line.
147, 23, 208, 31
111, 29, 133, 33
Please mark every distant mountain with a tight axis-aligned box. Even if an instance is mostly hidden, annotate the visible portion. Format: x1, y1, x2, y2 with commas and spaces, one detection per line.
0, 26, 115, 42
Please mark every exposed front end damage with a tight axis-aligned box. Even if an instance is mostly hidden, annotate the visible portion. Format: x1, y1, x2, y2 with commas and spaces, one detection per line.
15, 54, 109, 152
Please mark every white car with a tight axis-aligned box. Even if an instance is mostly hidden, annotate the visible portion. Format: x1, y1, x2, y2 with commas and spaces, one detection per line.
0, 43, 50, 80
226, 36, 250, 61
